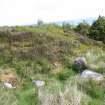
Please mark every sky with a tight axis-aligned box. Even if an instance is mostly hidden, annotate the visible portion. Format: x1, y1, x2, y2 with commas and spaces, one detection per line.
0, 0, 105, 26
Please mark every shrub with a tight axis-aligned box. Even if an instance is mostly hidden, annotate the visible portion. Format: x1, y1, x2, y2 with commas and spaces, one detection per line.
62, 23, 74, 33
89, 16, 105, 43
56, 68, 76, 81
75, 21, 90, 35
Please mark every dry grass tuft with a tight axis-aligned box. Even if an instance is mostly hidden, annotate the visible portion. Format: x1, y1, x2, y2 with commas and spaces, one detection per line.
38, 78, 90, 105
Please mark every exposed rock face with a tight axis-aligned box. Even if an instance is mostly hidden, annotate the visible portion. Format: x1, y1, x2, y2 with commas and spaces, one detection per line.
32, 80, 45, 87
81, 70, 103, 81
73, 57, 87, 72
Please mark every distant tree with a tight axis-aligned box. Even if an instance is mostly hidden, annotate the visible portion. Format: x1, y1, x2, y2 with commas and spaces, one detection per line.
75, 21, 90, 35
89, 16, 105, 43
37, 19, 44, 26
62, 23, 74, 33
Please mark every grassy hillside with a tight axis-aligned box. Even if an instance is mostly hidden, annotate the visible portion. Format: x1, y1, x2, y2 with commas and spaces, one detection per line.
0, 24, 105, 105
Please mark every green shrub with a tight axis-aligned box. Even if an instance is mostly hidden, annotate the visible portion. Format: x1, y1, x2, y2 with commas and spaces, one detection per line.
75, 21, 90, 35
89, 16, 105, 43
56, 68, 76, 81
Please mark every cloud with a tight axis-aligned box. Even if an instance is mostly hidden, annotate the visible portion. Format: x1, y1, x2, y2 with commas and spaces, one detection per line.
0, 0, 105, 26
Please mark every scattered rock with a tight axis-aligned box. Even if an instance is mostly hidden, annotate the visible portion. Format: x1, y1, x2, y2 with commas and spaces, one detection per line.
0, 69, 18, 87
73, 57, 87, 72
3, 82, 16, 89
32, 80, 45, 87
81, 70, 103, 81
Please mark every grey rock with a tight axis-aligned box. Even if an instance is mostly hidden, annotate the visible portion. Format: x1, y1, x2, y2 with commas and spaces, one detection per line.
74, 57, 87, 71
3, 82, 16, 89
81, 70, 103, 81
32, 80, 45, 87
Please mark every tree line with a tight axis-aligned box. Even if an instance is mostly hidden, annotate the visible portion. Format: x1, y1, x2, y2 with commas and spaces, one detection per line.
63, 16, 105, 43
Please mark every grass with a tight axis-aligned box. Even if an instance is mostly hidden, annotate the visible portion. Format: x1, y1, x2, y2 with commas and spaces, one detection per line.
38, 76, 91, 105
0, 88, 18, 105
0, 79, 39, 105
0, 25, 105, 105
55, 68, 76, 81
83, 49, 105, 73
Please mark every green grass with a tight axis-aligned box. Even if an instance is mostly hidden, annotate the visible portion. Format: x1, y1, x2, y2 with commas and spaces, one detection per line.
55, 68, 76, 81
0, 24, 105, 105
0, 80, 39, 105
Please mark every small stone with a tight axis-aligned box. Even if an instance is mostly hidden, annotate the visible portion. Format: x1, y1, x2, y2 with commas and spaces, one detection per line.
32, 80, 45, 87
3, 82, 16, 89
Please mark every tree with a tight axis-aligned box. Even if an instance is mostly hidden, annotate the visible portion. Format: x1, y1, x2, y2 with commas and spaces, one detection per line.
75, 21, 90, 35
37, 19, 44, 26
89, 16, 105, 43
62, 23, 74, 33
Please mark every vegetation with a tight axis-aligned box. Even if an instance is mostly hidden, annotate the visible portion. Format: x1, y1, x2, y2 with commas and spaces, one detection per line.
0, 16, 105, 105
89, 16, 105, 43
75, 21, 90, 35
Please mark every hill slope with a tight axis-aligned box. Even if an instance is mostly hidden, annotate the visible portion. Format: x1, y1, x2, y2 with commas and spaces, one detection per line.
0, 24, 105, 105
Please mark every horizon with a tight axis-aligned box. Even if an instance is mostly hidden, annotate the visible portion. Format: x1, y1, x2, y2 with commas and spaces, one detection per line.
0, 0, 105, 26
0, 17, 96, 27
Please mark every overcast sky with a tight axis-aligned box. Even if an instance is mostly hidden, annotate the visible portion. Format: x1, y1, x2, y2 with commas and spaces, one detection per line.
0, 0, 105, 26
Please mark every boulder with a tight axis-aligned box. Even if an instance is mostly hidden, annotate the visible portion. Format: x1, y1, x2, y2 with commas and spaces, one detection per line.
81, 70, 103, 81
32, 80, 45, 87
3, 82, 16, 89
73, 57, 87, 72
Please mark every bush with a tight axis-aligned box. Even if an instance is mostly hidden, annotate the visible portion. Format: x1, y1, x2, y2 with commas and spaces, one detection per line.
75, 21, 90, 35
56, 68, 76, 81
62, 23, 74, 33
89, 16, 105, 43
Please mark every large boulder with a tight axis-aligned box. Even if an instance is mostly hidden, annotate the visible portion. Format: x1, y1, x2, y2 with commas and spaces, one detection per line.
81, 70, 103, 81
73, 57, 87, 72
